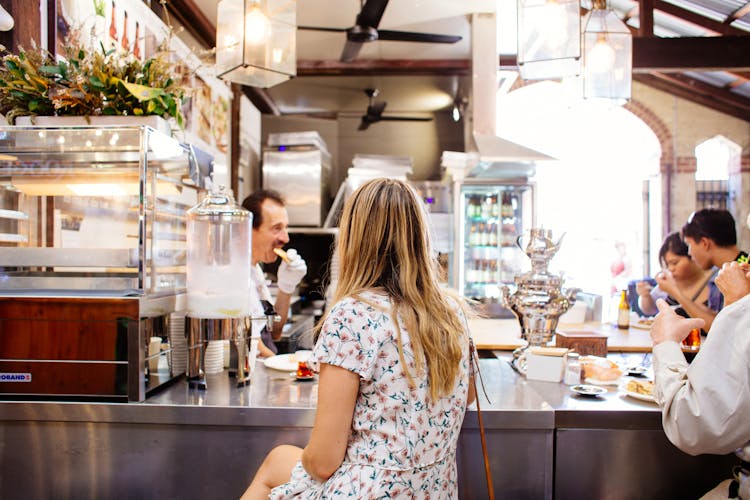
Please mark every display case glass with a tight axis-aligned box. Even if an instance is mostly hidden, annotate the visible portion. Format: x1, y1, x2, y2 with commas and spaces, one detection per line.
0, 126, 203, 295
457, 181, 535, 305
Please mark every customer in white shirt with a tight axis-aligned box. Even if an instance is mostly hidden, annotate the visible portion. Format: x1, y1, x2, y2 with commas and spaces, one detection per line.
650, 260, 750, 499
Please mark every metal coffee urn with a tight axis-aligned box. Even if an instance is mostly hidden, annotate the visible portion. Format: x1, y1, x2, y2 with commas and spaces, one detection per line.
500, 228, 580, 372
185, 186, 254, 389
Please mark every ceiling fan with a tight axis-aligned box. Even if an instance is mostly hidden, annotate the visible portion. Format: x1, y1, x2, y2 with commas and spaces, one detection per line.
298, 0, 462, 62
358, 88, 432, 131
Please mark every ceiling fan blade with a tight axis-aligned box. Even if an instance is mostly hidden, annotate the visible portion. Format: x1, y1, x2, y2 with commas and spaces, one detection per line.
358, 117, 372, 131
368, 101, 387, 117
340, 40, 364, 62
379, 116, 433, 122
297, 26, 348, 33
377, 30, 462, 44
357, 0, 389, 28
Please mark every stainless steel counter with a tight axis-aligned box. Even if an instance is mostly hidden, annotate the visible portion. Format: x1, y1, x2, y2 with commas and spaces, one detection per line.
0, 354, 739, 499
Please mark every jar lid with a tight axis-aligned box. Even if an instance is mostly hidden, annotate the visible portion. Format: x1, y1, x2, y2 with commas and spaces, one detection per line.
188, 185, 250, 219
567, 352, 580, 359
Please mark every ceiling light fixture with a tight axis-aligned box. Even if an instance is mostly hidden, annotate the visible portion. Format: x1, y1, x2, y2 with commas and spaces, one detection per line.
516, 0, 581, 80
215, 0, 296, 88
581, 0, 632, 103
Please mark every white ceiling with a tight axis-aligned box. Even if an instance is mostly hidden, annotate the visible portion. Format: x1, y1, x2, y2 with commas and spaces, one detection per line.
192, 0, 499, 115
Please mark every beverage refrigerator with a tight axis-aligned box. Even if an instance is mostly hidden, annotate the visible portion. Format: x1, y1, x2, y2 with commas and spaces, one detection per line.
451, 179, 535, 315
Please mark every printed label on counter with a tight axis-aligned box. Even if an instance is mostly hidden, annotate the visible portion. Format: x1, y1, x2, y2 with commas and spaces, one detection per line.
0, 373, 32, 382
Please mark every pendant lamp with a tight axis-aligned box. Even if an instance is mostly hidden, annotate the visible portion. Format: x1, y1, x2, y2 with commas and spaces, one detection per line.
517, 0, 581, 80
581, 0, 632, 103
216, 0, 296, 88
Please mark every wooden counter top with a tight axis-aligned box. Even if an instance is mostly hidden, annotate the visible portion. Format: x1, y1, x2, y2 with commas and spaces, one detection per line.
470, 318, 653, 352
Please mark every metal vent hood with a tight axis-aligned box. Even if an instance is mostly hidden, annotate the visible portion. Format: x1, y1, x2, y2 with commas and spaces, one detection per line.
468, 13, 554, 177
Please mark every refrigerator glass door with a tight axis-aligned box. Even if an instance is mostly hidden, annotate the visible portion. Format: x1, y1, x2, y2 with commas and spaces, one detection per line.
458, 182, 534, 304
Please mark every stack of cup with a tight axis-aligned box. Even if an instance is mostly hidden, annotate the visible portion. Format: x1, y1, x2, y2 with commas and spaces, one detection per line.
168, 313, 188, 375
204, 340, 224, 374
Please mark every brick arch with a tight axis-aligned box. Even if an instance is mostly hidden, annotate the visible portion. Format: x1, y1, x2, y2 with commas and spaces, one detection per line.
624, 99, 673, 174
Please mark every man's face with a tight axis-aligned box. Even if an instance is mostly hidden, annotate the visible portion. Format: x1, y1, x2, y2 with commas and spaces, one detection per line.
684, 236, 712, 270
252, 200, 289, 265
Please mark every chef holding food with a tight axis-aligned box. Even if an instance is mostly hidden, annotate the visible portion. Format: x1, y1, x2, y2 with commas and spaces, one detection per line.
242, 190, 308, 356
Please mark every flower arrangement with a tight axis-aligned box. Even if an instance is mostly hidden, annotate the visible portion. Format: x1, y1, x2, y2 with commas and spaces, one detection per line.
0, 36, 187, 128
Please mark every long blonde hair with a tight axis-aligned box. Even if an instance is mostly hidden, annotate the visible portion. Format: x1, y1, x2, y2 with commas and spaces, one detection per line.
325, 178, 467, 400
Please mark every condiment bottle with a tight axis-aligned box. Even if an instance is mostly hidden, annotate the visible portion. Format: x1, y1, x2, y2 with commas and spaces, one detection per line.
617, 289, 630, 329
564, 352, 582, 385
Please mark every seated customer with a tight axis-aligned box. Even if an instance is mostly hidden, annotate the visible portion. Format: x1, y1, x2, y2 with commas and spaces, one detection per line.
649, 261, 750, 499
636, 232, 718, 330
681, 208, 748, 318
241, 178, 475, 499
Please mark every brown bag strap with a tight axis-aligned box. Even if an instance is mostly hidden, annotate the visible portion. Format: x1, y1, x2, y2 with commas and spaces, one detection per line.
469, 338, 495, 500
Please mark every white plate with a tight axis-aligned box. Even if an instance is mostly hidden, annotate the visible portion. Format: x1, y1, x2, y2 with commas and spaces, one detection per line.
263, 354, 298, 372
585, 377, 621, 387
619, 381, 656, 403
630, 320, 654, 330
571, 384, 607, 397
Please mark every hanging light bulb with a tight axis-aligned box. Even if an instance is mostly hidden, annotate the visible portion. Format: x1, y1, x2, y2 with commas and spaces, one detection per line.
452, 104, 460, 122
245, 3, 270, 44
587, 35, 616, 73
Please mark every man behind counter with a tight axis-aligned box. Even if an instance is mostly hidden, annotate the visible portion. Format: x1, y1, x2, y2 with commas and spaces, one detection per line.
242, 190, 307, 357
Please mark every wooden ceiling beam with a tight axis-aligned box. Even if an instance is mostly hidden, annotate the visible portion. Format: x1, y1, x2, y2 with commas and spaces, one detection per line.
635, 72, 750, 121
296, 59, 471, 76
631, 36, 750, 72
297, 37, 750, 77
160, 0, 216, 49
639, 0, 655, 36
726, 1, 750, 23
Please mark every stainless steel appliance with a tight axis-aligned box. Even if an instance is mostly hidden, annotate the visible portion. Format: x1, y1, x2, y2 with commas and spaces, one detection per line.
452, 179, 535, 315
0, 125, 206, 401
500, 228, 579, 371
262, 132, 331, 227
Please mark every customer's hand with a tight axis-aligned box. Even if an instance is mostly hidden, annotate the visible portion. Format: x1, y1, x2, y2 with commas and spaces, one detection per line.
650, 299, 704, 346
654, 269, 679, 297
635, 280, 653, 297
715, 261, 750, 306
277, 248, 307, 294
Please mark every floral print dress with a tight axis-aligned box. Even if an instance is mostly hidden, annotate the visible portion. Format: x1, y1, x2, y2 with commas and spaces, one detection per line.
269, 290, 471, 499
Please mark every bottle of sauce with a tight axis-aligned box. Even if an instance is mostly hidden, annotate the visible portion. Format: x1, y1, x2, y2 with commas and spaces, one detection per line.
617, 289, 630, 329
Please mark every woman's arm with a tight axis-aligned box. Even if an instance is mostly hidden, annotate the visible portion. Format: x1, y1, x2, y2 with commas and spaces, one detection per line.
301, 363, 359, 481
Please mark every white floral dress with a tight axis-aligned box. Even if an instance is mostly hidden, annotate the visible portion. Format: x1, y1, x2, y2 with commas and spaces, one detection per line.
269, 290, 471, 499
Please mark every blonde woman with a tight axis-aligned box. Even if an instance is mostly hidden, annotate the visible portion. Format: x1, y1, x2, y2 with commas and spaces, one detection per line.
242, 178, 475, 499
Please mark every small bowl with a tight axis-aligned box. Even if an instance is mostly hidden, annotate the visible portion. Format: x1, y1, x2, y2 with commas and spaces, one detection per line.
571, 384, 607, 397
626, 366, 648, 377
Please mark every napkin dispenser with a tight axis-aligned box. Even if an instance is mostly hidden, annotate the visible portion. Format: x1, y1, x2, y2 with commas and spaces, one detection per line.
555, 330, 608, 357
525, 347, 568, 382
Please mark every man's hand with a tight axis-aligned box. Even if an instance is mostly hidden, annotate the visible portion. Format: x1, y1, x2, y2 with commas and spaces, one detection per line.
715, 261, 750, 307
277, 248, 307, 294
635, 280, 653, 298
650, 299, 704, 346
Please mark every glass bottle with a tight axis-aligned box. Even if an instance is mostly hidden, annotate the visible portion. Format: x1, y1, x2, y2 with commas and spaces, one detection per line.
564, 352, 582, 385
617, 289, 630, 329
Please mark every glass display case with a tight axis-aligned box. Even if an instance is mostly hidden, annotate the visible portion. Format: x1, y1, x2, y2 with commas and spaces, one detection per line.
454, 180, 535, 314
0, 125, 208, 401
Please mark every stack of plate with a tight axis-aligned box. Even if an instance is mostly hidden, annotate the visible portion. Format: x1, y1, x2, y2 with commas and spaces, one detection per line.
168, 313, 187, 375
204, 340, 224, 374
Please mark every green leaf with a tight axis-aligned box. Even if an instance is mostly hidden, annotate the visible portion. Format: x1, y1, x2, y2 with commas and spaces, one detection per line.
39, 65, 61, 76
89, 75, 105, 89
133, 107, 143, 115
5, 60, 18, 71
119, 80, 163, 102
28, 99, 40, 111
102, 107, 117, 115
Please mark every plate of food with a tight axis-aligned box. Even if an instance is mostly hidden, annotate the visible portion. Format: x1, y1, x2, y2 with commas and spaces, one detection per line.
631, 318, 654, 330
625, 366, 648, 377
263, 351, 313, 372
581, 356, 623, 386
571, 384, 607, 397
620, 379, 656, 403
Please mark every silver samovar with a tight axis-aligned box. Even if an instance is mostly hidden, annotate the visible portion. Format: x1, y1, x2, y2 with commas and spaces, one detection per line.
500, 228, 579, 372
